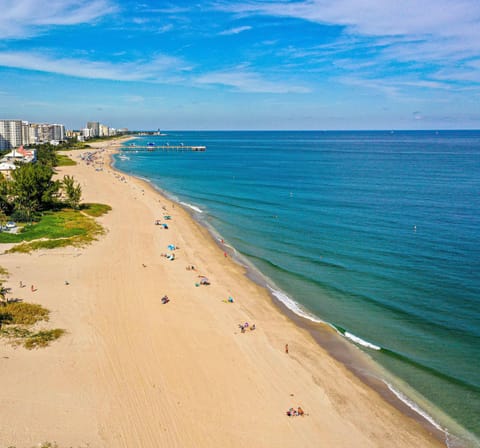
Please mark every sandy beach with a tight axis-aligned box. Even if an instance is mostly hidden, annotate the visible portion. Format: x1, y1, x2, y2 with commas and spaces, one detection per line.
0, 138, 445, 447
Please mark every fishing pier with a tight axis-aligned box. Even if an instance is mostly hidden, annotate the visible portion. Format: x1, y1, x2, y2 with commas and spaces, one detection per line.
121, 144, 206, 152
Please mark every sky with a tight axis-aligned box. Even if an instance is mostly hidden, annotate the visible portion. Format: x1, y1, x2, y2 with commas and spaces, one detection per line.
0, 0, 479, 130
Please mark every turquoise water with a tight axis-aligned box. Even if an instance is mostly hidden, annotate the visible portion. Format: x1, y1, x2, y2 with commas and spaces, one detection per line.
115, 131, 480, 446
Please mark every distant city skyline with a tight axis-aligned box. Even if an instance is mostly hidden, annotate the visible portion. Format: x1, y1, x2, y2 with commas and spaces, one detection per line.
0, 0, 479, 130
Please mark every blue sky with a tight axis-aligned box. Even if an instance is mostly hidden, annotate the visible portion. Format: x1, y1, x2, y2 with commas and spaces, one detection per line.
0, 0, 479, 130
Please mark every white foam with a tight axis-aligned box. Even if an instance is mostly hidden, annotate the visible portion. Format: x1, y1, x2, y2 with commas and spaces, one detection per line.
344, 331, 381, 350
268, 287, 323, 323
386, 382, 444, 432
180, 201, 203, 213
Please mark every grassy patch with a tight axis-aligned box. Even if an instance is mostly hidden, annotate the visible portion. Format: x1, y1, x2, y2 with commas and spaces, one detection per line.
24, 329, 66, 349
0, 208, 105, 252
0, 301, 49, 325
0, 326, 65, 349
81, 203, 112, 217
56, 154, 77, 166
0, 302, 65, 349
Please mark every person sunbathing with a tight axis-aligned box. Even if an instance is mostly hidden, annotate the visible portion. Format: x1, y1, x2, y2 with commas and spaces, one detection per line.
297, 407, 305, 416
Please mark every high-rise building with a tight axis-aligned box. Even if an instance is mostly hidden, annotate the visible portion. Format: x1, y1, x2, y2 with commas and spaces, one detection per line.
51, 124, 65, 141
99, 124, 109, 137
86, 121, 100, 137
82, 128, 94, 138
22, 121, 31, 145
0, 119, 23, 150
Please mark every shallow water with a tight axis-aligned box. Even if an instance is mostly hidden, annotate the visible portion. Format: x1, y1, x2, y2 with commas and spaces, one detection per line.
116, 130, 480, 446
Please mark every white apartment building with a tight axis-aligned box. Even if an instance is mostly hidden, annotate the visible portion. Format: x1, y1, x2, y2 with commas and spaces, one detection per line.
51, 124, 65, 142
99, 123, 109, 137
24, 122, 66, 144
1, 119, 66, 149
22, 121, 31, 145
0, 119, 23, 150
86, 121, 100, 137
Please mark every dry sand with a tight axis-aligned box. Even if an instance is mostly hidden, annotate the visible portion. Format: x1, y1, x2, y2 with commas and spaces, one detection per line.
0, 138, 445, 447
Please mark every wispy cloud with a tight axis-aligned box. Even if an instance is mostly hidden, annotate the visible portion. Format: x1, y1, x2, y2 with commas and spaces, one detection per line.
0, 51, 190, 83
216, 0, 480, 83
194, 67, 310, 93
219, 25, 252, 35
216, 0, 480, 43
0, 0, 117, 39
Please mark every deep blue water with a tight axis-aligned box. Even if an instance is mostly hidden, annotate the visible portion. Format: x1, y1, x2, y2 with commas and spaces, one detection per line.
115, 131, 480, 446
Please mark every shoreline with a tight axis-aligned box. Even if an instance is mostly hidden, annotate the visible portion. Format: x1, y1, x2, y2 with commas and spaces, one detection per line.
108, 140, 455, 445
110, 139, 468, 446
0, 136, 450, 447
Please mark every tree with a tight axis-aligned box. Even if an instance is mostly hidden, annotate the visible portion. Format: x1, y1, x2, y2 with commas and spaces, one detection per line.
0, 173, 12, 215
62, 175, 82, 209
35, 143, 58, 167
10, 163, 60, 215
0, 209, 7, 230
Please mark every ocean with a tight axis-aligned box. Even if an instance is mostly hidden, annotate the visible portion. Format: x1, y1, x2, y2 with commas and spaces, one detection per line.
114, 131, 480, 447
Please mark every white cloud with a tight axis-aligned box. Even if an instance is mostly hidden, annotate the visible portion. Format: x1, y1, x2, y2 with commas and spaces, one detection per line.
194, 68, 310, 93
0, 50, 308, 94
219, 25, 252, 35
0, 0, 117, 39
0, 51, 189, 83
218, 0, 480, 40
217, 0, 480, 66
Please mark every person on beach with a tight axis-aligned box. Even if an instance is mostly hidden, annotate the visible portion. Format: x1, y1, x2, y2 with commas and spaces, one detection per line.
31, 285, 36, 292
297, 407, 305, 416
285, 344, 289, 354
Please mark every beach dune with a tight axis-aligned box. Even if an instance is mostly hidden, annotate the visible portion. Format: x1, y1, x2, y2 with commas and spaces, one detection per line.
0, 139, 444, 447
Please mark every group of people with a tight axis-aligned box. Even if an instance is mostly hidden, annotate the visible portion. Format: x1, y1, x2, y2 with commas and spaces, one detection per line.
155, 220, 169, 229
161, 295, 170, 304
286, 407, 305, 417
239, 322, 256, 333
198, 276, 210, 286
